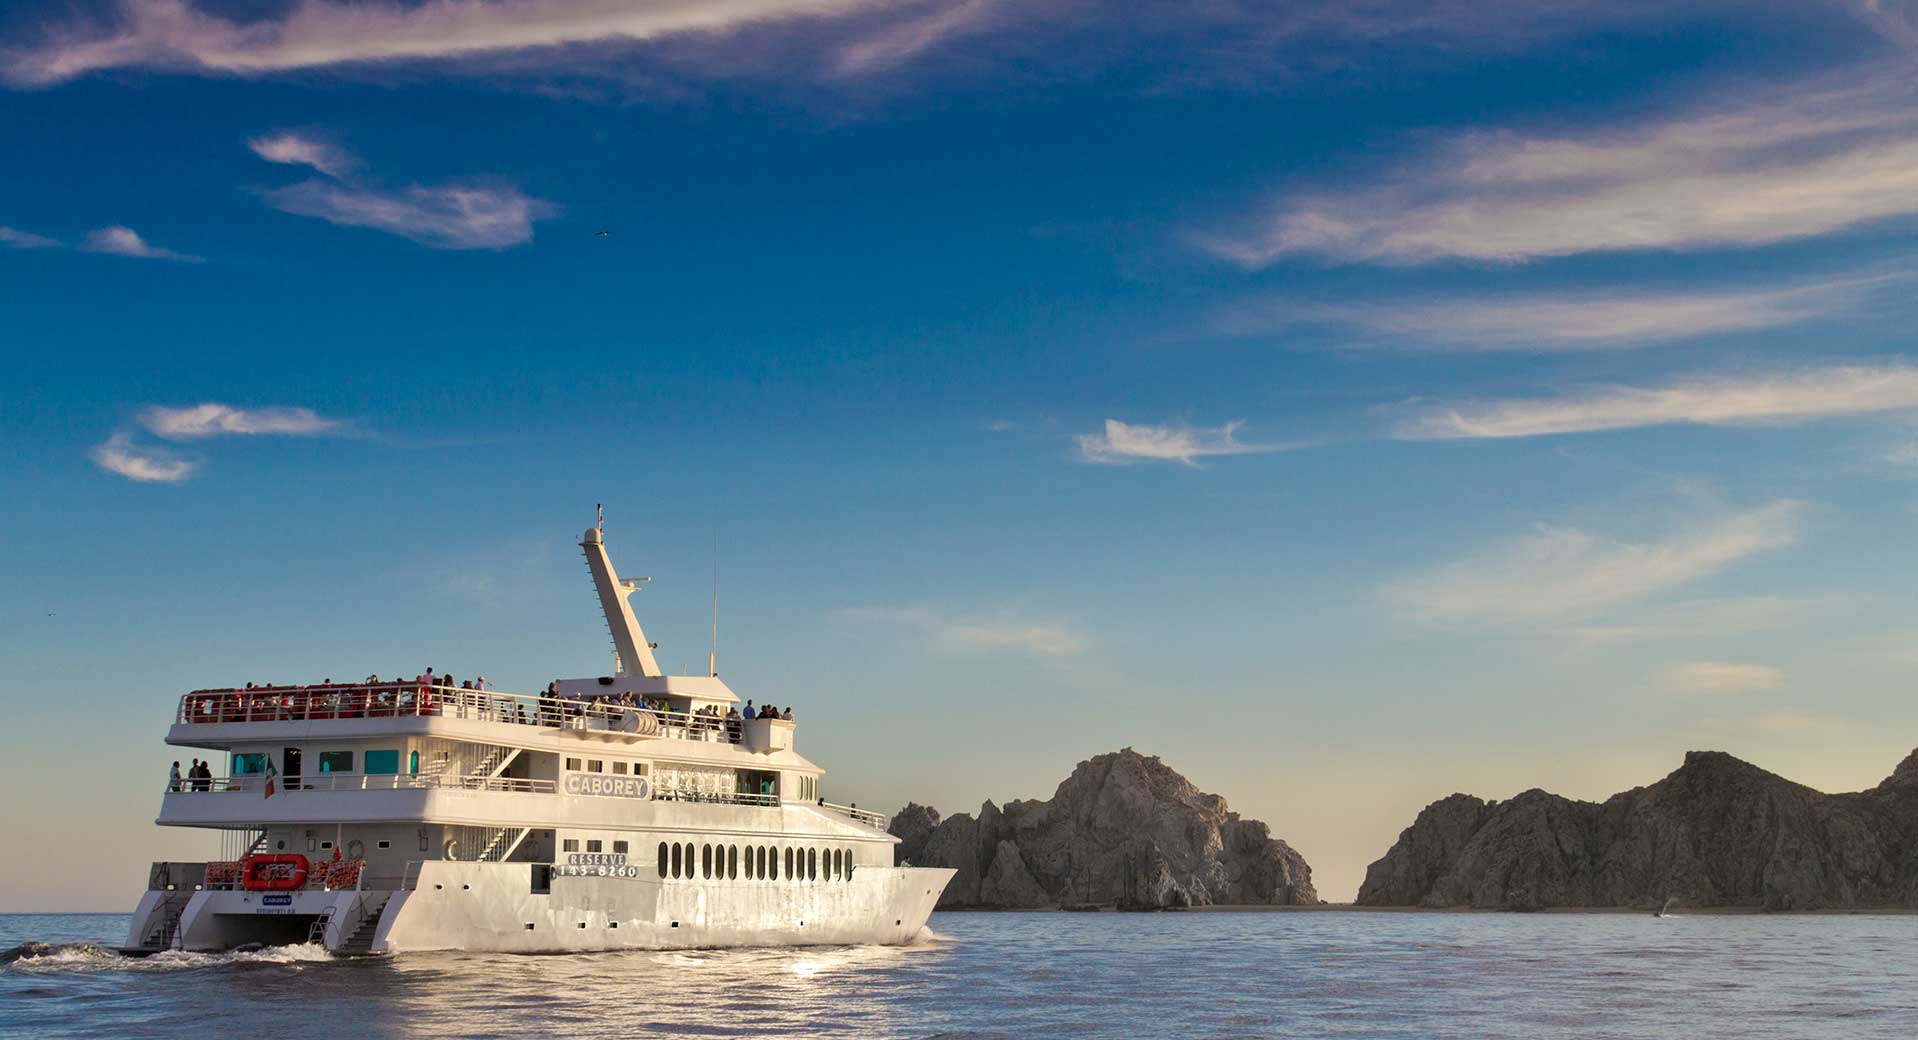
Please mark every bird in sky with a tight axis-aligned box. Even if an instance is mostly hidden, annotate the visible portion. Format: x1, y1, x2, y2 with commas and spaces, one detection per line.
594, 230, 611, 237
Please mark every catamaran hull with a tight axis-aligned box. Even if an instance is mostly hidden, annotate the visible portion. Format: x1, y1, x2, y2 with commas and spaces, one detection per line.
134, 864, 953, 954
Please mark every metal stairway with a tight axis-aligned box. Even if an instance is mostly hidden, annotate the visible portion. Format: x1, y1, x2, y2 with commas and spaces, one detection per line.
333, 895, 391, 956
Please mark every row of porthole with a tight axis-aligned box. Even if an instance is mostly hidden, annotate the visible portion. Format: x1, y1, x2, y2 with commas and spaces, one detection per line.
658, 841, 853, 882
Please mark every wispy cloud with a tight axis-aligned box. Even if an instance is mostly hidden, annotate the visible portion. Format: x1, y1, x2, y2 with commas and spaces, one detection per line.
90, 432, 196, 483
1, 0, 886, 86
1563, 595, 1816, 646
1396, 363, 1918, 441
1655, 661, 1785, 695
263, 179, 554, 249
1, 225, 60, 248
0, 0, 1724, 96
1076, 418, 1291, 466
1385, 501, 1804, 626
844, 605, 1085, 656
141, 403, 339, 439
247, 131, 357, 178
1844, 0, 1918, 50
1210, 63, 1918, 265
1246, 273, 1899, 353
248, 133, 555, 249
81, 225, 200, 262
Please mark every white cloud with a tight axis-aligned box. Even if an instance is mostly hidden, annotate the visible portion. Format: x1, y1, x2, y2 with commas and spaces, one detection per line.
1, 225, 60, 248
1655, 661, 1785, 695
1076, 418, 1289, 466
81, 225, 200, 262
262, 180, 554, 249
90, 432, 196, 483
1385, 501, 1803, 626
1396, 364, 1918, 441
1211, 63, 1918, 265
141, 403, 339, 439
1562, 595, 1814, 646
1845, 0, 1918, 50
1266, 274, 1894, 353
1, 0, 884, 85
247, 131, 357, 177
845, 605, 1085, 656
1753, 710, 1846, 735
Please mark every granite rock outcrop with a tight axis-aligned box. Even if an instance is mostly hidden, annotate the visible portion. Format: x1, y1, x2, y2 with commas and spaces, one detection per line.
888, 748, 1318, 909
1359, 748, 1918, 910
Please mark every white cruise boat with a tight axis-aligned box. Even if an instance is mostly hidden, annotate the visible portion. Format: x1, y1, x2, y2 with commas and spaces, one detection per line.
124, 518, 953, 955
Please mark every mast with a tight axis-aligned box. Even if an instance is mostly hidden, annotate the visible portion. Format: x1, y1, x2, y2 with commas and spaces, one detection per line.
580, 512, 662, 677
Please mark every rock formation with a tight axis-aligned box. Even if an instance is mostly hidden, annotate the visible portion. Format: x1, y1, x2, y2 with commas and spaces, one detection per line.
1359, 748, 1918, 910
889, 747, 1318, 909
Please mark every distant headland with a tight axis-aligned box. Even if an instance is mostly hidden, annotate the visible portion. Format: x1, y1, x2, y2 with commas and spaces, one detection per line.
1359, 747, 1918, 911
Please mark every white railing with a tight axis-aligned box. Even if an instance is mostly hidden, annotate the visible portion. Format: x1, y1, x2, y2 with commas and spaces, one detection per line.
653, 788, 781, 808
168, 772, 556, 795
176, 683, 787, 747
821, 801, 888, 827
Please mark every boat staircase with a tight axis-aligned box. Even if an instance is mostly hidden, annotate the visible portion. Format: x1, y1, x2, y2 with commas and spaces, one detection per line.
327, 894, 392, 956
468, 745, 520, 781
140, 894, 191, 951
479, 827, 532, 862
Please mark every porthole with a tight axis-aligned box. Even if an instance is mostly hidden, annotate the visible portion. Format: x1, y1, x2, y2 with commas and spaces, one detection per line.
658, 842, 669, 878
808, 848, 817, 881
702, 844, 713, 879
671, 842, 682, 879
728, 845, 738, 880
784, 847, 794, 880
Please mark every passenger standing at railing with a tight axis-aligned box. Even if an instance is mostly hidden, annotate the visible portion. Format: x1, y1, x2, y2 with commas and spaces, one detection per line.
726, 707, 742, 743
169, 761, 182, 792
742, 700, 757, 721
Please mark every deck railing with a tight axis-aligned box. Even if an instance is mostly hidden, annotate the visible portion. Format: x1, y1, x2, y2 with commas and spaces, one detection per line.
168, 772, 556, 795
176, 683, 781, 746
821, 801, 888, 827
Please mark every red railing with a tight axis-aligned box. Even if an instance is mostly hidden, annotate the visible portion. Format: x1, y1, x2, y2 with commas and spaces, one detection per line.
178, 682, 445, 724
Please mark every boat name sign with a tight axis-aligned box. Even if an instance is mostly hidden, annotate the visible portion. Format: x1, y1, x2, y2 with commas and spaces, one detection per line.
563, 774, 651, 799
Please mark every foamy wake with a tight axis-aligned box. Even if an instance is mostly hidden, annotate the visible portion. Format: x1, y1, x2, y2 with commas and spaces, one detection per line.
2, 941, 336, 974
911, 926, 955, 944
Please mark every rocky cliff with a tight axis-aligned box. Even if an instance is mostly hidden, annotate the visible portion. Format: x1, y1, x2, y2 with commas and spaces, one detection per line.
889, 748, 1318, 909
1359, 748, 1918, 910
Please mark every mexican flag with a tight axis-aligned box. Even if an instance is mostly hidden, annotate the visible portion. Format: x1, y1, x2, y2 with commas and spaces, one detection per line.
264, 757, 278, 799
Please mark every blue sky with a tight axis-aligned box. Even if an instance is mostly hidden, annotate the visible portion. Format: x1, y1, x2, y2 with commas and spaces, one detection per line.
5, 0, 1918, 908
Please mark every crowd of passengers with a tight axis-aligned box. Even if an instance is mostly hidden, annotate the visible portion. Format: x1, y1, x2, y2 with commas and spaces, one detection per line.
533, 684, 795, 742
194, 670, 798, 742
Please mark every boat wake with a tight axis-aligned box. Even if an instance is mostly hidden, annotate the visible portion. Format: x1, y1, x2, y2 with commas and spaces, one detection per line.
912, 926, 955, 944
2, 941, 336, 974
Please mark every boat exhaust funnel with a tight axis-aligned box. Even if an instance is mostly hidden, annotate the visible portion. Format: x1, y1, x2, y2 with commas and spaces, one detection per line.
581, 521, 662, 677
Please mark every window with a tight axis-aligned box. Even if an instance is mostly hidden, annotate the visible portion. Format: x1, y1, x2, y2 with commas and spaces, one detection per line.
565, 757, 582, 771
587, 839, 602, 853
728, 845, 738, 880
613, 840, 628, 855
658, 842, 669, 878
318, 751, 354, 773
563, 839, 579, 853
809, 848, 817, 881
409, 750, 420, 775
784, 848, 794, 880
365, 749, 400, 775
587, 760, 603, 773
377, 840, 392, 850
613, 762, 628, 775
702, 844, 712, 879
770, 846, 780, 881
671, 843, 682, 879
233, 753, 268, 774
319, 841, 334, 851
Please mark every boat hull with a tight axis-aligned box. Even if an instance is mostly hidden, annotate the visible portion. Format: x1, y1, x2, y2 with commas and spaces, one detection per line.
131, 864, 954, 954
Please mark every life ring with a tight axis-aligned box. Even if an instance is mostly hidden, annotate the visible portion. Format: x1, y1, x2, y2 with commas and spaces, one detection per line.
346, 839, 365, 859
241, 853, 309, 891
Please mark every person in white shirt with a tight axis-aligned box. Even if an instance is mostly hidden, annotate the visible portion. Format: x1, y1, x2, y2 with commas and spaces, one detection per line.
169, 761, 182, 792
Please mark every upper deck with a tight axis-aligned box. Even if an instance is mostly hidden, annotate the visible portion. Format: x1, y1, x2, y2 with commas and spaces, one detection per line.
174, 681, 798, 756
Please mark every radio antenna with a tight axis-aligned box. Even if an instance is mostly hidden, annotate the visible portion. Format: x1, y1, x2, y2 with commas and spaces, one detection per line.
708, 531, 719, 677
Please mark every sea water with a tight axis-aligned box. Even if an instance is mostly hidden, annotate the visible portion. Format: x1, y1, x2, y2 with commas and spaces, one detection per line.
3, 910, 1914, 1038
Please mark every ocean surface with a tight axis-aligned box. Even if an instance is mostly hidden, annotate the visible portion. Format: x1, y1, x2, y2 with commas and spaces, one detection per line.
3, 910, 1915, 1038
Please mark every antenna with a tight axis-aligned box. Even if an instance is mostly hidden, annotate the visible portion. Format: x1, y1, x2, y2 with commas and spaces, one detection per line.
709, 530, 719, 677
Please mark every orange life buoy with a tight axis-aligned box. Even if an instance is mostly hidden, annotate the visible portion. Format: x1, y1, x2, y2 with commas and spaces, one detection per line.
241, 853, 309, 891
